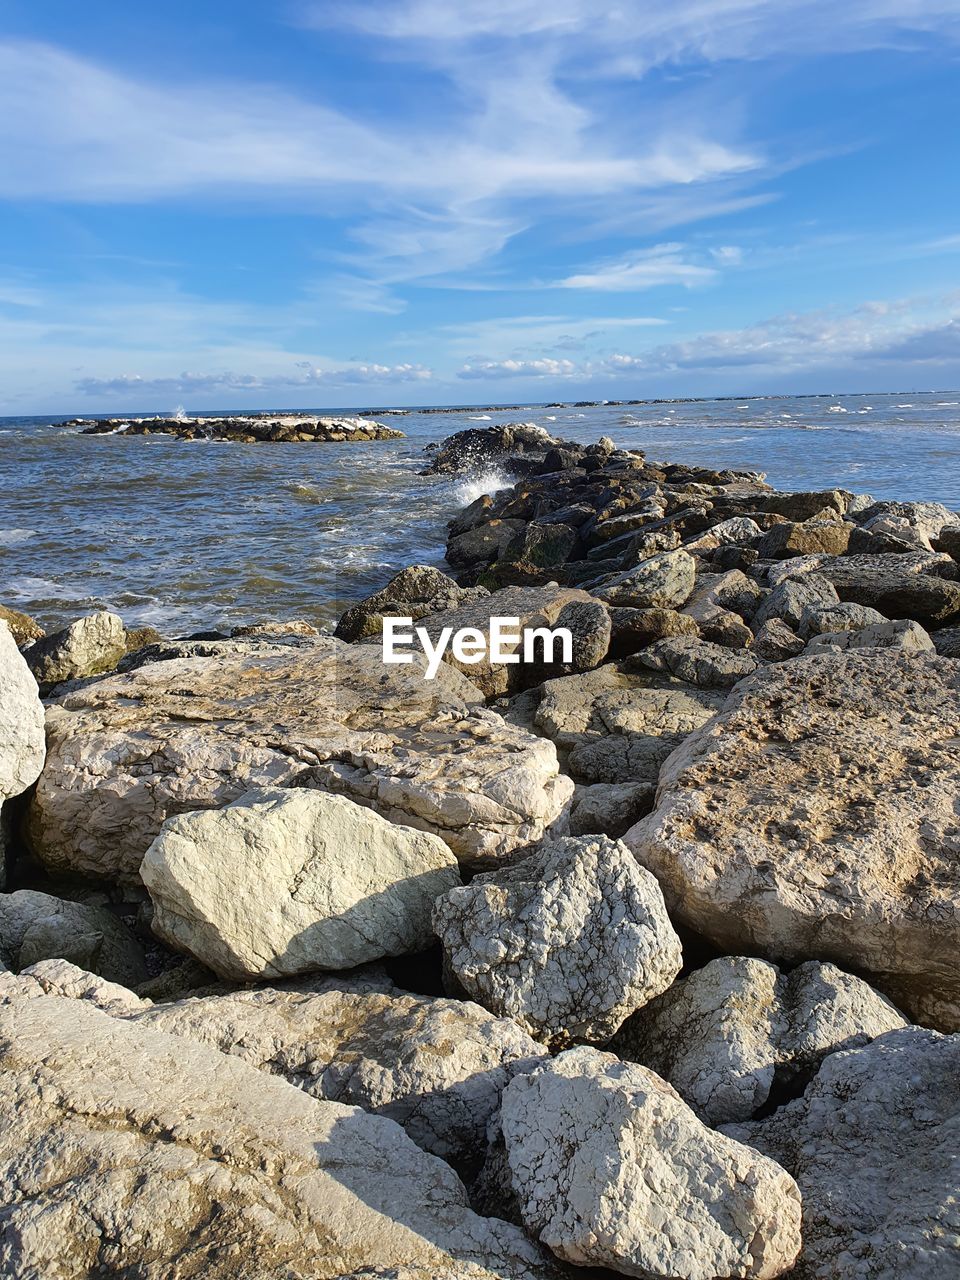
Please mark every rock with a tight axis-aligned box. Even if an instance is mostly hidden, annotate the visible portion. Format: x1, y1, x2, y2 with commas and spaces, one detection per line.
447, 519, 529, 569
141, 788, 461, 980
817, 553, 960, 623
855, 498, 959, 543
758, 518, 852, 559
433, 834, 682, 1046
932, 625, 960, 657
0, 957, 150, 1014
682, 569, 764, 622
797, 600, 887, 639
23, 609, 127, 687
27, 637, 570, 879
632, 635, 761, 688
81, 413, 406, 443
499, 1046, 802, 1279
726, 1027, 960, 1280
935, 524, 960, 560
627, 651, 960, 1028
567, 781, 655, 839
521, 598, 610, 679
128, 986, 546, 1175
750, 488, 853, 521
0, 604, 44, 647
424, 423, 561, 475
607, 606, 698, 658
806, 617, 935, 654
412, 585, 595, 696
752, 573, 839, 629
531, 663, 724, 785
0, 623, 45, 887
594, 549, 696, 609
611, 956, 907, 1125
335, 565, 488, 642
499, 522, 580, 571
752, 618, 805, 662
0, 890, 147, 986
685, 515, 762, 551
232, 619, 320, 638
0, 997, 563, 1280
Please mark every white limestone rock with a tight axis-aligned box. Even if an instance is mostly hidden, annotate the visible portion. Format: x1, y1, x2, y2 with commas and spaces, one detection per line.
141, 787, 461, 980
611, 956, 907, 1125
23, 608, 127, 687
433, 834, 682, 1046
0, 889, 147, 986
0, 622, 45, 889
500, 1046, 802, 1278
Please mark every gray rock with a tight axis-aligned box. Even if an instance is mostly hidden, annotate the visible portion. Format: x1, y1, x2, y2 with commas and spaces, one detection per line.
752, 573, 839, 629
23, 609, 127, 687
726, 1027, 960, 1280
805, 618, 935, 654
632, 635, 761, 688
567, 781, 655, 839
0, 890, 147, 986
798, 600, 887, 639
757, 518, 852, 560
335, 565, 488, 642
128, 986, 546, 1175
752, 618, 805, 662
594, 549, 696, 609
0, 997, 564, 1280
141, 787, 461, 980
499, 1047, 802, 1279
447, 519, 528, 569
628, 651, 960, 1029
932, 625, 960, 658
0, 624, 45, 889
817, 553, 960, 623
611, 956, 907, 1125
433, 834, 681, 1046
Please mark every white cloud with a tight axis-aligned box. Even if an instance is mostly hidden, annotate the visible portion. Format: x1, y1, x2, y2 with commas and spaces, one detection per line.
76, 363, 434, 397
559, 244, 720, 291
458, 357, 579, 379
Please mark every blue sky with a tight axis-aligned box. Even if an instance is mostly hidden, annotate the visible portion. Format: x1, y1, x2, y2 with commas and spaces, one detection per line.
2, 0, 960, 412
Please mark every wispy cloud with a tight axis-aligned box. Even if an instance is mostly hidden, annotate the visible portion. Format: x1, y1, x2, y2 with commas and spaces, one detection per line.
559, 244, 721, 291
76, 363, 434, 397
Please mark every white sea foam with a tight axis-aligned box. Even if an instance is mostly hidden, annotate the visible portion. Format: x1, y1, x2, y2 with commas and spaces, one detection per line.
1, 575, 91, 603
0, 528, 34, 546
467, 414, 492, 420
827, 405, 848, 413
453, 470, 511, 506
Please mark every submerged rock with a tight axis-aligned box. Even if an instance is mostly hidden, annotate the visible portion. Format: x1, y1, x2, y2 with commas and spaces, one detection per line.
727, 1027, 960, 1280
499, 1047, 802, 1279
611, 956, 907, 1125
0, 997, 562, 1280
628, 651, 960, 1028
433, 834, 681, 1046
142, 788, 461, 979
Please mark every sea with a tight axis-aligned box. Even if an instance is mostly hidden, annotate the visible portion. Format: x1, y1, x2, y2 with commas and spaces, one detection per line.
1, 392, 959, 634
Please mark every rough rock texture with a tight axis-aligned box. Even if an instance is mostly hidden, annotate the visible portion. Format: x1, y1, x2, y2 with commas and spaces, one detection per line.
797, 601, 887, 639
141, 788, 461, 980
128, 986, 546, 1174
500, 1047, 802, 1279
27, 637, 571, 878
628, 651, 960, 1028
567, 781, 654, 839
0, 623, 45, 887
817, 553, 960, 622
0, 890, 147, 986
933, 624, 960, 657
0, 957, 151, 1014
611, 957, 907, 1125
23, 609, 127, 687
594, 549, 696, 610
529, 664, 724, 786
752, 619, 805, 662
727, 1027, 960, 1280
758, 518, 852, 559
805, 617, 934, 654
334, 565, 488, 642
0, 997, 565, 1280
0, 604, 44, 647
633, 635, 760, 689
752, 574, 839, 629
433, 834, 682, 1046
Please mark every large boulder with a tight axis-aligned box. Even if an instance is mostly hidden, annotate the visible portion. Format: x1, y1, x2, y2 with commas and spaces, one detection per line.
0, 997, 565, 1280
128, 986, 546, 1175
424, 422, 561, 475
627, 651, 960, 1028
751, 573, 838, 630
0, 890, 147, 986
433, 834, 681, 1046
727, 1027, 960, 1280
499, 1047, 802, 1278
594, 549, 696, 610
142, 788, 461, 979
805, 617, 935, 654
23, 609, 127, 688
632, 635, 761, 688
816, 553, 960, 623
0, 957, 151, 1014
0, 623, 45, 886
529, 664, 724, 786
611, 956, 907, 1125
334, 564, 488, 642
27, 638, 571, 879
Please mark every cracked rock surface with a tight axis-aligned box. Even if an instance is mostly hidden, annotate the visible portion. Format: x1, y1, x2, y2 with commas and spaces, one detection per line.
726, 1027, 960, 1280
433, 834, 682, 1046
0, 996, 567, 1280
628, 650, 960, 1029
142, 787, 461, 979
611, 956, 907, 1124
0, 622, 45, 886
499, 1046, 802, 1279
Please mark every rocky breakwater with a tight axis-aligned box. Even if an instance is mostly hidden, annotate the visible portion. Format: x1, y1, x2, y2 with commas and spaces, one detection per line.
0, 421, 958, 1278
69, 412, 406, 442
